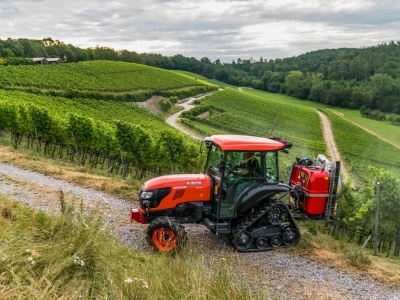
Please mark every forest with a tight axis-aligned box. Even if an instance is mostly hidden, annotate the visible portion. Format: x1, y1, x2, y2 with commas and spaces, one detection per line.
1, 38, 400, 114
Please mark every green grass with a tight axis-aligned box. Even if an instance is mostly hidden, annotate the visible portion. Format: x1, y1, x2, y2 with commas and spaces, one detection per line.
0, 194, 265, 299
328, 108, 400, 149
244, 89, 400, 150
324, 110, 400, 180
182, 88, 325, 154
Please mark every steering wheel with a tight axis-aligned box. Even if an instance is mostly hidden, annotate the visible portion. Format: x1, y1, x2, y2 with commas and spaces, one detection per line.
225, 161, 245, 174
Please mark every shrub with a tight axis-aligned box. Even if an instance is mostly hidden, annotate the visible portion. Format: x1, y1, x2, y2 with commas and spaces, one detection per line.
169, 96, 179, 104
159, 98, 172, 112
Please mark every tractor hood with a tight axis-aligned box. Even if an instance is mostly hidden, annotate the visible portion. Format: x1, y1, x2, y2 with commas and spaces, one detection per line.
142, 174, 211, 190
140, 174, 212, 211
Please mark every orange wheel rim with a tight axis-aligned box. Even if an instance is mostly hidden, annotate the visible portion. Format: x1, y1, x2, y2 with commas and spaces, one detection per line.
152, 228, 177, 251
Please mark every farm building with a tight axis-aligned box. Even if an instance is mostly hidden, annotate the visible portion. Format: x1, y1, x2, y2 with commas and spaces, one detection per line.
31, 57, 64, 65
32, 57, 48, 65
47, 58, 64, 64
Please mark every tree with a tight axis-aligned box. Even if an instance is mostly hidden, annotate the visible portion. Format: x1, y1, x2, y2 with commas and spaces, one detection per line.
360, 105, 371, 117
369, 73, 397, 112
309, 73, 327, 103
284, 71, 311, 99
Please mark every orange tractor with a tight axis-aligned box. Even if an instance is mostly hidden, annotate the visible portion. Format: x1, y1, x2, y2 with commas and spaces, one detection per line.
131, 135, 342, 252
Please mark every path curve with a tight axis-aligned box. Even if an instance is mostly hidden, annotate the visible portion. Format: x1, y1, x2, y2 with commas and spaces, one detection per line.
165, 92, 215, 141
317, 110, 351, 184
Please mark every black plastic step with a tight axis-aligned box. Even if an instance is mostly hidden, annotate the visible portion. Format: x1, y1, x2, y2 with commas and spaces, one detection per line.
202, 218, 215, 231
216, 222, 230, 234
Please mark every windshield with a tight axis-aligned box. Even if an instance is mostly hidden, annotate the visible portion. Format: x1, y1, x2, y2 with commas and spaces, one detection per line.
205, 145, 223, 177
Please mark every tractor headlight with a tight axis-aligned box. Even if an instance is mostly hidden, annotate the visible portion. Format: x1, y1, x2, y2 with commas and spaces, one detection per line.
138, 187, 171, 209
140, 191, 154, 199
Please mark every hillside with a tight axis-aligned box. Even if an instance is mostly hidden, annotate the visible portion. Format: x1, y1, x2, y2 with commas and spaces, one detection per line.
0, 60, 218, 102
2, 38, 400, 114
0, 61, 218, 176
0, 59, 399, 299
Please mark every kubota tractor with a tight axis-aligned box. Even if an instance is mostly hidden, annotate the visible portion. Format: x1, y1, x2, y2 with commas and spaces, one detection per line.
131, 135, 342, 252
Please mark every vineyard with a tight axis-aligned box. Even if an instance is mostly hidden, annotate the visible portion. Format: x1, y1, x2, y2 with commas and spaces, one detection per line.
180, 88, 326, 159
325, 110, 400, 180
0, 89, 204, 177
0, 60, 218, 102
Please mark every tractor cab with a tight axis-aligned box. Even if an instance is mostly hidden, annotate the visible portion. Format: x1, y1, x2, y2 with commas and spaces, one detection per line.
203, 135, 291, 219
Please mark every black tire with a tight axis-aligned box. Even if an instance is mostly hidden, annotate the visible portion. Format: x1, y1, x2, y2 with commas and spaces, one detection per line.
146, 216, 187, 252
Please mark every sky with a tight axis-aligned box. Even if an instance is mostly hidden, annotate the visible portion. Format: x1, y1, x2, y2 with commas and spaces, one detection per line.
0, 0, 399, 62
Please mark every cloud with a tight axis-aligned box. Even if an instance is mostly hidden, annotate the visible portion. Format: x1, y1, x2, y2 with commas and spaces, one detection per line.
0, 0, 399, 62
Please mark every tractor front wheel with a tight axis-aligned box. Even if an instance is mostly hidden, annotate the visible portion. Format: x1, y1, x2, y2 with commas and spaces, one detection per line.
147, 216, 187, 252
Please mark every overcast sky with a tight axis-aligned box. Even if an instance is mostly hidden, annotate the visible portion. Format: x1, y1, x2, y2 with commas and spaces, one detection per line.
1, 0, 399, 62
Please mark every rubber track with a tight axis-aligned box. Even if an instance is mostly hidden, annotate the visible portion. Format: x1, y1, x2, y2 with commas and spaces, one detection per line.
231, 201, 300, 251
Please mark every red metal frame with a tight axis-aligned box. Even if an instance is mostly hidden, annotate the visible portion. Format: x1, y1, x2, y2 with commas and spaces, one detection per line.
130, 208, 146, 224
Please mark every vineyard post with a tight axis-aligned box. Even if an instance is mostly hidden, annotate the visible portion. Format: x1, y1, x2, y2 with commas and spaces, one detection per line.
374, 181, 380, 256
333, 204, 340, 237
71, 132, 81, 166
119, 144, 126, 178
394, 229, 400, 256
168, 136, 174, 174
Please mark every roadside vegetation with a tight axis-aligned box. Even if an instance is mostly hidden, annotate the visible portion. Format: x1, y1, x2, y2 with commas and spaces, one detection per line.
0, 194, 262, 300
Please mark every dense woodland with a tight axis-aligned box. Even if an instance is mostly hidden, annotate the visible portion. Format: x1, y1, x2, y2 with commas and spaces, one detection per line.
1, 37, 400, 114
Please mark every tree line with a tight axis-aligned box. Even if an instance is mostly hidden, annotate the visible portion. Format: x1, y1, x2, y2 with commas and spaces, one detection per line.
1, 38, 400, 114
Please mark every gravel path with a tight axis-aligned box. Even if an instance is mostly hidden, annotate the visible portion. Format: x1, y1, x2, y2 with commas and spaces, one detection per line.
165, 92, 215, 140
0, 161, 399, 299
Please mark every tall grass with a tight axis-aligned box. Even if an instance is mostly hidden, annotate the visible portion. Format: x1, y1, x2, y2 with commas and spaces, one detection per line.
0, 195, 266, 299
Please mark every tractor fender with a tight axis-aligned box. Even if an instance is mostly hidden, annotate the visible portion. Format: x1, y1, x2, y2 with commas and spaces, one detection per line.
237, 184, 290, 215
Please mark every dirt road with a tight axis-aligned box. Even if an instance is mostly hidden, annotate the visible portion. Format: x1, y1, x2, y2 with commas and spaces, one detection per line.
317, 110, 351, 184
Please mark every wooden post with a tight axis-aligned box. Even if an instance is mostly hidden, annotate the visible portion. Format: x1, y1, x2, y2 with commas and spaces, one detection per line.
374, 182, 380, 256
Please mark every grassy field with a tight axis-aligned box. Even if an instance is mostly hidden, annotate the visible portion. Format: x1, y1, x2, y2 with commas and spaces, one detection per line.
240, 88, 400, 150
0, 194, 261, 300
329, 107, 400, 149
182, 88, 325, 152
324, 110, 400, 180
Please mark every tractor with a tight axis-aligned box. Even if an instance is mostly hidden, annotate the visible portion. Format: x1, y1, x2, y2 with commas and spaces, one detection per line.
131, 135, 342, 252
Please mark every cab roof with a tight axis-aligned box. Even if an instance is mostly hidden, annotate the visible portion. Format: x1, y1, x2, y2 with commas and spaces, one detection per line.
206, 135, 290, 151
